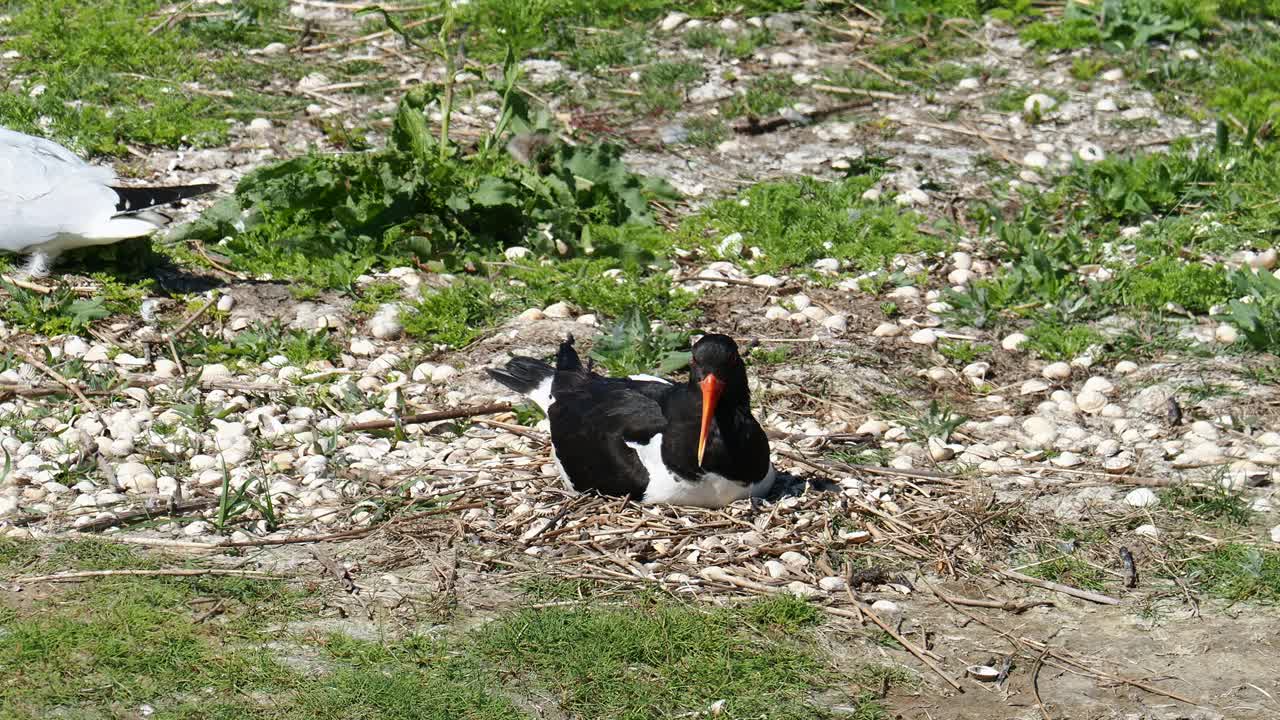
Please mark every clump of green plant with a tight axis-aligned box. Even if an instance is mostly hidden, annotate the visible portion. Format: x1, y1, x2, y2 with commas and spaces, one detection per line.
1019, 0, 1215, 51
0, 281, 111, 336
938, 340, 991, 365
1103, 257, 1231, 314
175, 53, 678, 289
588, 308, 693, 377
181, 321, 341, 367
722, 73, 799, 118
1023, 320, 1105, 361
1223, 269, 1280, 352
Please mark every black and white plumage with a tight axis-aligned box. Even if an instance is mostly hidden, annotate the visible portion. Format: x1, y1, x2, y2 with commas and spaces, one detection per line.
0, 127, 217, 276
487, 333, 775, 508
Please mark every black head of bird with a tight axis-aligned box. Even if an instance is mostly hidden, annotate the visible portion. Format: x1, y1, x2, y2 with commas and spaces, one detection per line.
688, 333, 749, 467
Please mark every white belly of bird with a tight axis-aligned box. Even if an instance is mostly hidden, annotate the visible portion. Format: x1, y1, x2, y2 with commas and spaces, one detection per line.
625, 433, 775, 508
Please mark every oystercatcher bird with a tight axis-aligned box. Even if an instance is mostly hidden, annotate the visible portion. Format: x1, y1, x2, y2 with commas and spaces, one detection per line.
487, 333, 775, 508
0, 127, 217, 276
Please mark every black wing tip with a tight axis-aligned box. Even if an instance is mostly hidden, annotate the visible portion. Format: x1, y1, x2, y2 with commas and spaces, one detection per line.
486, 357, 554, 395
111, 183, 219, 213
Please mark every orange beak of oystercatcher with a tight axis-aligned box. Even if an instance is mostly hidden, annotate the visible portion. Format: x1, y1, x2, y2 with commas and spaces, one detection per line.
697, 373, 725, 467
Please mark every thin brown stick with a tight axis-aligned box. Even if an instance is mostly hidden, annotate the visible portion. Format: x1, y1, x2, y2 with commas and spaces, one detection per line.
1032, 643, 1053, 720
75, 498, 221, 533
16, 568, 280, 583
15, 349, 90, 405
932, 591, 1054, 614
301, 16, 440, 53
825, 604, 965, 693
343, 403, 513, 432
163, 294, 218, 342
308, 546, 357, 593
221, 501, 484, 548
997, 569, 1121, 606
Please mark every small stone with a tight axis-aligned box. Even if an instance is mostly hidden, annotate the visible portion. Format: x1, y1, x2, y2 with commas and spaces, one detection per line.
928, 438, 955, 461
764, 306, 789, 321
261, 42, 288, 56
789, 294, 812, 312
1051, 451, 1083, 468
1096, 439, 1121, 458
1124, 488, 1159, 508
1215, 324, 1239, 344
200, 364, 232, 382
1021, 379, 1050, 395
247, 117, 272, 132
544, 302, 574, 319
869, 599, 899, 615
1271, 525, 1280, 544
948, 268, 974, 285
909, 329, 937, 345
1002, 333, 1028, 351
1042, 362, 1071, 381
1101, 68, 1125, 82
861, 187, 882, 202
765, 560, 787, 578
872, 322, 901, 337
958, 77, 981, 90
1076, 390, 1107, 414
818, 576, 847, 592
1115, 360, 1138, 375
813, 257, 840, 273
370, 303, 403, 340
659, 12, 688, 32
786, 581, 820, 598
770, 51, 799, 67
961, 362, 989, 380
780, 551, 810, 568
1077, 143, 1105, 163
822, 314, 848, 333
1023, 93, 1057, 114
577, 313, 599, 326
216, 295, 236, 312
1134, 524, 1160, 539
857, 420, 889, 436
1023, 150, 1050, 169
1095, 97, 1118, 112
350, 338, 376, 356
430, 365, 458, 384
516, 308, 545, 323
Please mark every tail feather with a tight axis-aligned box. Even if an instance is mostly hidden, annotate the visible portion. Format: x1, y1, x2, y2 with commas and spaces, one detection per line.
111, 183, 218, 214
487, 356, 556, 414
555, 333, 582, 372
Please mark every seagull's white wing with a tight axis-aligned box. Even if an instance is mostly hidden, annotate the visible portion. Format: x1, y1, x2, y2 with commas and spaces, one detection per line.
0, 127, 151, 254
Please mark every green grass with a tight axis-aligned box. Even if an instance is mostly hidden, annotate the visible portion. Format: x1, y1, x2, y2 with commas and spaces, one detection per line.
723, 73, 800, 119
475, 600, 832, 719
1180, 543, 1280, 604
1162, 484, 1254, 525
1, 540, 853, 719
679, 176, 944, 274
0, 0, 296, 154
1024, 547, 1107, 591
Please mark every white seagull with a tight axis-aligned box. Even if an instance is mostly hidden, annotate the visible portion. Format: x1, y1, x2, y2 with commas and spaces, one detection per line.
0, 127, 217, 277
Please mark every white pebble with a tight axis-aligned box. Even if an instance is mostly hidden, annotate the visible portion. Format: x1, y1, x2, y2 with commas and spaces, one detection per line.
1020, 379, 1049, 395
370, 303, 403, 340
869, 599, 899, 615
1114, 360, 1138, 375
1076, 143, 1105, 163
1133, 524, 1160, 539
543, 302, 574, 319
1271, 525, 1280, 544
1215, 324, 1239, 344
821, 314, 848, 333
1101, 68, 1125, 82
1042, 362, 1071, 381
909, 329, 937, 345
818, 576, 847, 592
1023, 93, 1057, 114
659, 12, 688, 32
1022, 151, 1049, 169
1124, 488, 1159, 508
1001, 333, 1028, 351
872, 322, 901, 337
